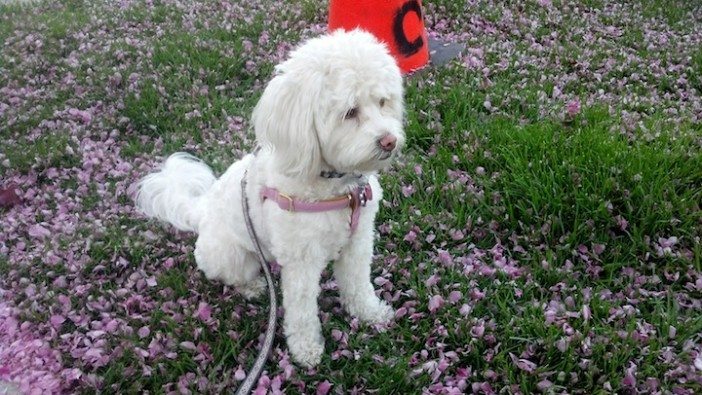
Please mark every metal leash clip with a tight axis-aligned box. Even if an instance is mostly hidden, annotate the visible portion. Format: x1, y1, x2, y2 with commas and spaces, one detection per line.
359, 183, 372, 207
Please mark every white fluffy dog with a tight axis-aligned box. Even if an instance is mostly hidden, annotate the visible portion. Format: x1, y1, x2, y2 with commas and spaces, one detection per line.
135, 29, 405, 367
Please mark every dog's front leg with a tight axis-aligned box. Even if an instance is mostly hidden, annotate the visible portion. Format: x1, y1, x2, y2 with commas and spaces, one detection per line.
280, 260, 326, 368
334, 232, 394, 324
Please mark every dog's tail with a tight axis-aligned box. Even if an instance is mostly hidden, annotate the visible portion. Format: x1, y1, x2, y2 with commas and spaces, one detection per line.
135, 153, 216, 232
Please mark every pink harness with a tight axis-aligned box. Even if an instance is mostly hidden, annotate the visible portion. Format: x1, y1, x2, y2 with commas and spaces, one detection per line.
260, 184, 373, 233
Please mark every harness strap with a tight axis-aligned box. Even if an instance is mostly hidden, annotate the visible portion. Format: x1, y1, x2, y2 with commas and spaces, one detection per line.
260, 187, 351, 213
260, 184, 372, 233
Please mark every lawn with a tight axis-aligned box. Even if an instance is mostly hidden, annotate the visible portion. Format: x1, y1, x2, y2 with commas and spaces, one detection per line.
1, 0, 701, 393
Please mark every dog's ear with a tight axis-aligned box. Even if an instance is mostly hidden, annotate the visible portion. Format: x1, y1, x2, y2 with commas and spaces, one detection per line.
252, 67, 323, 179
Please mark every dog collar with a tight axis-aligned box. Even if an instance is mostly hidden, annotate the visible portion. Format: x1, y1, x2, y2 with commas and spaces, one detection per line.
260, 184, 373, 233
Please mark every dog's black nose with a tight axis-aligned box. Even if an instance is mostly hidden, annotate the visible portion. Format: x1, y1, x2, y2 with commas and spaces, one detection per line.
377, 134, 397, 152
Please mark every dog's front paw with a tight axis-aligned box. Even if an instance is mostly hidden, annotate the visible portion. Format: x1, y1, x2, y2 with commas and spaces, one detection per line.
287, 333, 324, 368
236, 276, 266, 300
348, 299, 394, 324
364, 301, 394, 324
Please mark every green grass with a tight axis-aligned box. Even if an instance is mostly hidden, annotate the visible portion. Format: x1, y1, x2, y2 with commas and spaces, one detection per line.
2, 132, 79, 175
395, 70, 701, 270
0, 255, 9, 277
376, 65, 701, 393
119, 22, 269, 153
483, 112, 699, 244
638, 0, 702, 27
690, 47, 702, 94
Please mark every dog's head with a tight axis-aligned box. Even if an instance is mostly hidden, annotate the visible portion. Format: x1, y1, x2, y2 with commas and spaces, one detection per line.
252, 29, 405, 179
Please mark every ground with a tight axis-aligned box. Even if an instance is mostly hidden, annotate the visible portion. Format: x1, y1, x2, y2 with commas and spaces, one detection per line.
0, 0, 701, 394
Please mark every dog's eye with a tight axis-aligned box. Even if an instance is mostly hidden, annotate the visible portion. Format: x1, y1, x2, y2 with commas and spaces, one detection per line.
345, 107, 359, 119
379, 98, 386, 107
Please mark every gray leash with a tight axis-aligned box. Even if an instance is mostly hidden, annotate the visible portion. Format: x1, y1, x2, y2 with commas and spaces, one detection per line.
235, 170, 277, 395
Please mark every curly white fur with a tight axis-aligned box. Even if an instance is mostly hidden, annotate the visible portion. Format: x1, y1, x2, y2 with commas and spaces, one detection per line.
135, 29, 405, 367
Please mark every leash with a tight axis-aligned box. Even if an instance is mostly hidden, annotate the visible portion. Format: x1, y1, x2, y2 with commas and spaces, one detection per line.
235, 170, 277, 395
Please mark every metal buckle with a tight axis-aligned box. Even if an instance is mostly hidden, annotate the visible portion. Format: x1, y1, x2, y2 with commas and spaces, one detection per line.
348, 193, 357, 211
278, 192, 295, 212
359, 189, 368, 207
